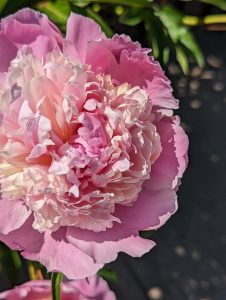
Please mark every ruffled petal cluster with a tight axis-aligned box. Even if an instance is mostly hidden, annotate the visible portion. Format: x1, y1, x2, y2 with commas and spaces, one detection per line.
0, 9, 188, 279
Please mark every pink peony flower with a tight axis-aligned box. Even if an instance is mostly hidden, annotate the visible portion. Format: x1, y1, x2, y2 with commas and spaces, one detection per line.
0, 276, 116, 300
0, 9, 188, 279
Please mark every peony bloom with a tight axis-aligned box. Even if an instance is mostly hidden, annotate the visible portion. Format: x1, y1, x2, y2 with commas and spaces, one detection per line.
0, 276, 116, 300
0, 9, 188, 279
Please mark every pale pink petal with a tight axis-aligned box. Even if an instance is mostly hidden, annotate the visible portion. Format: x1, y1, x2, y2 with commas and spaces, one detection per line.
22, 76, 61, 118
27, 144, 47, 160
18, 100, 34, 126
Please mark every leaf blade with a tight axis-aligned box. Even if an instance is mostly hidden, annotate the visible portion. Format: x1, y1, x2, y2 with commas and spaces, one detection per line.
86, 7, 114, 37
0, 0, 8, 12
200, 0, 226, 10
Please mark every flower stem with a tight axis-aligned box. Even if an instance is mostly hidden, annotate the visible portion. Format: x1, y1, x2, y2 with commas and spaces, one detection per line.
51, 272, 63, 300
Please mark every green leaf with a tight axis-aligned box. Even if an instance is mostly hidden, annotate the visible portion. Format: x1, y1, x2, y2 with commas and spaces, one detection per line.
155, 5, 184, 43
163, 47, 170, 64
10, 250, 22, 269
119, 8, 143, 26
0, 244, 23, 285
72, 0, 91, 7
139, 230, 154, 238
86, 8, 114, 37
36, 0, 70, 30
0, 0, 40, 17
119, 7, 143, 26
175, 45, 189, 74
200, 0, 226, 10
145, 11, 168, 65
180, 30, 205, 68
0, 0, 8, 12
98, 268, 119, 283
51, 272, 63, 300
146, 23, 159, 58
79, 0, 153, 8
155, 4, 205, 71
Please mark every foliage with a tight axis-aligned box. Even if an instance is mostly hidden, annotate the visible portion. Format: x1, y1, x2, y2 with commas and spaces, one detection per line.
0, 244, 23, 286
98, 268, 119, 283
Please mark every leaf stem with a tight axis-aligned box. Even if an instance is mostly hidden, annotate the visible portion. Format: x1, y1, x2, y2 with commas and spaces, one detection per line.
51, 272, 63, 300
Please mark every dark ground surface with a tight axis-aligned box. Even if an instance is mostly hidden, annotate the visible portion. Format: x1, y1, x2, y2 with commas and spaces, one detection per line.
108, 28, 226, 300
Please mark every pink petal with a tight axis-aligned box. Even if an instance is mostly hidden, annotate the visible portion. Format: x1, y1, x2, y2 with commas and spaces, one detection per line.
0, 277, 116, 300
86, 35, 178, 110
0, 216, 44, 253
1, 8, 62, 58
0, 199, 31, 234
0, 72, 5, 87
72, 276, 116, 300
28, 35, 60, 58
115, 188, 177, 231
65, 221, 137, 244
148, 116, 179, 190
65, 13, 105, 62
67, 228, 155, 264
23, 229, 103, 279
173, 116, 189, 185
0, 33, 17, 72
148, 116, 188, 190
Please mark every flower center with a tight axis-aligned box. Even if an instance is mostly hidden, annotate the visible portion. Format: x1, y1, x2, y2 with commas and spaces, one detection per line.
0, 51, 161, 232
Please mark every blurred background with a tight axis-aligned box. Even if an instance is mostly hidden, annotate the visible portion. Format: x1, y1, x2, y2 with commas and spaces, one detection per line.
0, 1, 226, 299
